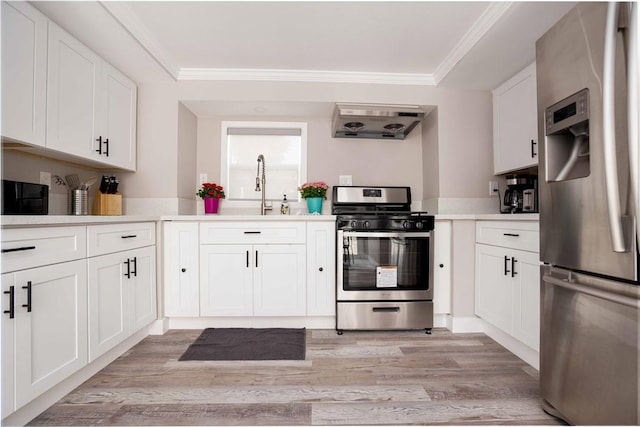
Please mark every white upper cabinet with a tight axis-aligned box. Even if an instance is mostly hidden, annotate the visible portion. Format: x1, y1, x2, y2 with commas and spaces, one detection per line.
47, 22, 137, 171
493, 63, 538, 174
1, 1, 48, 147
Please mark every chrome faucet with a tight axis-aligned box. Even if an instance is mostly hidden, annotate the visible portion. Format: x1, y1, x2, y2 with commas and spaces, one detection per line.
255, 154, 272, 215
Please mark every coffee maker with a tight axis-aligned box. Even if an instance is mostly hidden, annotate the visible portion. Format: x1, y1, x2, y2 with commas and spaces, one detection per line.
503, 174, 538, 213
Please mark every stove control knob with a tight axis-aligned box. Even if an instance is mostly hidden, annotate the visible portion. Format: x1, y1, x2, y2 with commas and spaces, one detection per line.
363, 221, 370, 229
402, 221, 411, 229
351, 221, 358, 228
416, 222, 424, 229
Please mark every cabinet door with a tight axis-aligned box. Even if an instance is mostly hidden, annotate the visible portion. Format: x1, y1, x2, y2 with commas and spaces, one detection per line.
87, 252, 127, 361
128, 246, 156, 333
97, 62, 137, 171
46, 22, 101, 161
2, 273, 16, 416
475, 244, 512, 333
434, 221, 452, 314
14, 260, 87, 409
493, 63, 538, 174
512, 249, 540, 350
164, 222, 199, 317
1, 1, 47, 146
254, 244, 306, 316
306, 222, 335, 316
200, 245, 253, 316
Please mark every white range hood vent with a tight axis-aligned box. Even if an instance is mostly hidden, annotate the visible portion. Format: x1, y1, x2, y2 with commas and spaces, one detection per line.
332, 103, 425, 140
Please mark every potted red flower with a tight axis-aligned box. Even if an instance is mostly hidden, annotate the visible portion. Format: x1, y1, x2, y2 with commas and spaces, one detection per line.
197, 183, 225, 214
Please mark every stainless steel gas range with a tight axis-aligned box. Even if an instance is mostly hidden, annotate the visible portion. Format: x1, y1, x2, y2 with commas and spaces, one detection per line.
332, 186, 435, 334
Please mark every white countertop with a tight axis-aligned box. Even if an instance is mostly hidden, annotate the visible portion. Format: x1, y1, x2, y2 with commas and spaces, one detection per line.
2, 212, 537, 227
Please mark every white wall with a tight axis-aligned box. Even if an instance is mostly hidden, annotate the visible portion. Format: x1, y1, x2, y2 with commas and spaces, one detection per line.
177, 102, 198, 214
120, 79, 497, 214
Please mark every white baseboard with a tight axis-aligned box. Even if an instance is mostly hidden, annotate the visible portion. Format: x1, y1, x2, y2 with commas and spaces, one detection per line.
447, 315, 485, 333
168, 316, 336, 330
148, 317, 170, 335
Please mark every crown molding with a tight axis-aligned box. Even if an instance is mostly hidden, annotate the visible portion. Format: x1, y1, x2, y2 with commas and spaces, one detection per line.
99, 1, 180, 80
433, 2, 513, 84
178, 68, 436, 85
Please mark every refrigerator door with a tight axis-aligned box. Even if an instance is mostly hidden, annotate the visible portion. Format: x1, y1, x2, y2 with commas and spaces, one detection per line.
540, 266, 639, 425
537, 2, 637, 281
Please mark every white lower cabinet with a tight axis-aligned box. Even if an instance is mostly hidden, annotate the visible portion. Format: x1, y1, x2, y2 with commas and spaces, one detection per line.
306, 222, 336, 316
3, 260, 88, 411
475, 221, 540, 351
163, 222, 199, 317
434, 221, 452, 315
200, 244, 306, 316
88, 246, 156, 361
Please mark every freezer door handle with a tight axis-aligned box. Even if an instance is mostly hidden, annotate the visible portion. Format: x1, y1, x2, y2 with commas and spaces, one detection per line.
603, 2, 628, 253
627, 3, 639, 249
543, 274, 637, 309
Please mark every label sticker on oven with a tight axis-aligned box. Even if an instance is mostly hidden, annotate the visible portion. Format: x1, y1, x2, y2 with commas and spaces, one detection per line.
376, 266, 398, 288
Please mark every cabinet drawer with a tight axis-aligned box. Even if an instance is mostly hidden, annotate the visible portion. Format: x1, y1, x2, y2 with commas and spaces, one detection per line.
87, 222, 156, 257
200, 222, 305, 244
476, 221, 539, 252
1, 226, 86, 273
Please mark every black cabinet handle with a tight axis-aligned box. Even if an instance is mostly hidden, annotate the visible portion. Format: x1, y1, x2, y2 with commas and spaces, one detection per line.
104, 138, 109, 157
124, 259, 131, 279
121, 235, 137, 239
255, 250, 258, 268
181, 268, 186, 273
96, 136, 102, 154
511, 258, 518, 277
131, 257, 137, 277
243, 231, 261, 234
2, 246, 36, 253
4, 286, 15, 319
22, 281, 31, 312
504, 256, 511, 276
531, 140, 537, 158
503, 233, 520, 237
246, 250, 249, 268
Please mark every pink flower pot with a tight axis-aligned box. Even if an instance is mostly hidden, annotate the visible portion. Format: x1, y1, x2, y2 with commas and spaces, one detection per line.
204, 197, 220, 214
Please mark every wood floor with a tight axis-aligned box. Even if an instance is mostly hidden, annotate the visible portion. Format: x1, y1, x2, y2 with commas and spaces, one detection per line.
28, 329, 565, 426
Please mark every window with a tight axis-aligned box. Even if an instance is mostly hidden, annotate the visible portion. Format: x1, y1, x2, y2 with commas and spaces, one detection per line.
221, 122, 307, 203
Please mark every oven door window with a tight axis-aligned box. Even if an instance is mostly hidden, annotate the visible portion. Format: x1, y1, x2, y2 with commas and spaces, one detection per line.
342, 234, 430, 291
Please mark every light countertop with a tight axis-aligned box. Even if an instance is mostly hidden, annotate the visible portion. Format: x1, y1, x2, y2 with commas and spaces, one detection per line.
2, 212, 538, 227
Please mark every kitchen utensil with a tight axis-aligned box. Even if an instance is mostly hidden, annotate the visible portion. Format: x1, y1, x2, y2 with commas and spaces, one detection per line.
80, 176, 97, 191
65, 174, 80, 189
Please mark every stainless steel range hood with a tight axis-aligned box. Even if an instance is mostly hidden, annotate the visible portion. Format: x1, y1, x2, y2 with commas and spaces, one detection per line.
332, 103, 425, 140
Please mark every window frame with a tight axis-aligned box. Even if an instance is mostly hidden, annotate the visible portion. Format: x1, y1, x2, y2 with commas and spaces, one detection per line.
220, 121, 308, 207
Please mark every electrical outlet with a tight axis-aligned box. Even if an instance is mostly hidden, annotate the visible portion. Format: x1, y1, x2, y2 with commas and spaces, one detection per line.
199, 173, 208, 185
489, 180, 499, 196
339, 175, 352, 186
40, 171, 51, 187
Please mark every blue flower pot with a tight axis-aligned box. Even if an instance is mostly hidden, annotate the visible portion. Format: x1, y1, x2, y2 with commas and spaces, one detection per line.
306, 197, 323, 214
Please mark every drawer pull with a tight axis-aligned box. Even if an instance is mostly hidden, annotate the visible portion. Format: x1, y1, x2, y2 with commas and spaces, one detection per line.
121, 235, 137, 239
2, 246, 36, 253
22, 281, 32, 312
373, 306, 400, 313
503, 233, 520, 237
243, 231, 262, 234
4, 286, 15, 319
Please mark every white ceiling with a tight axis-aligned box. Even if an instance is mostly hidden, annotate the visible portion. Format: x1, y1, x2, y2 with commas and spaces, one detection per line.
32, 1, 575, 115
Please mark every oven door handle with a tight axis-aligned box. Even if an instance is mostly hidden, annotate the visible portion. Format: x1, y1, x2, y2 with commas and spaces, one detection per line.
340, 231, 431, 238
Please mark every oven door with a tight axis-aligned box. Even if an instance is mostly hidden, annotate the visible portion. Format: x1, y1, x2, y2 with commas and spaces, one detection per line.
337, 230, 433, 301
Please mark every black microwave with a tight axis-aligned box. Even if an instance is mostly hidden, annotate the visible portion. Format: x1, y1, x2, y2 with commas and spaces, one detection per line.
2, 180, 48, 215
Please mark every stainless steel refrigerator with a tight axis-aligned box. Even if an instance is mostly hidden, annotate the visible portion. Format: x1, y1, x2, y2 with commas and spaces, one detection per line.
536, 2, 639, 425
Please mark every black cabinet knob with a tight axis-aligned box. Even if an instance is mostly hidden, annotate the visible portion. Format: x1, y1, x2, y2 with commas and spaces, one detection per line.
181, 268, 186, 273
439, 264, 444, 268
319, 267, 324, 272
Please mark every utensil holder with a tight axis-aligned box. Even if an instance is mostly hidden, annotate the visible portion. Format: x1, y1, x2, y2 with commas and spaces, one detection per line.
69, 189, 88, 215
